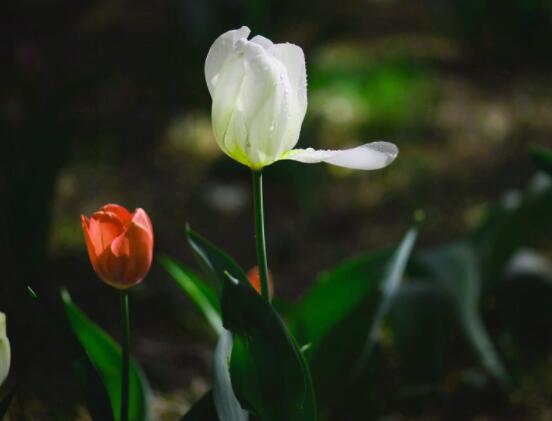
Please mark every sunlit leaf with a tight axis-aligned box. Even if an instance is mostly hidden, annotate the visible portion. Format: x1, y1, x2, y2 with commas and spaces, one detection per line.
160, 254, 223, 335
61, 289, 152, 421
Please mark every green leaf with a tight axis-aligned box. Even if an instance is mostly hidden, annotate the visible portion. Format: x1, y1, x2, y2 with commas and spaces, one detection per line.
390, 283, 451, 395
531, 145, 552, 176
420, 242, 509, 386
28, 287, 115, 421
160, 254, 223, 335
213, 330, 249, 421
180, 391, 218, 421
61, 289, 152, 421
223, 273, 316, 421
291, 225, 418, 363
186, 227, 249, 291
475, 174, 552, 288
288, 224, 419, 408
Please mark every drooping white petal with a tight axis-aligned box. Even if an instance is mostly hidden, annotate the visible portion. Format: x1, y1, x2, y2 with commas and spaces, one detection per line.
283, 142, 398, 170
205, 26, 251, 97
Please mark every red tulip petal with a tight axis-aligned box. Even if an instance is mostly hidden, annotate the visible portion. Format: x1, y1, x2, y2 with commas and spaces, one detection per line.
81, 214, 101, 274
88, 211, 125, 255
130, 208, 154, 240
101, 204, 133, 226
96, 245, 129, 288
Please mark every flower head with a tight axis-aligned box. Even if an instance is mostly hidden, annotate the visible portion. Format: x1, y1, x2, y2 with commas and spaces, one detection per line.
81, 204, 154, 289
205, 26, 398, 170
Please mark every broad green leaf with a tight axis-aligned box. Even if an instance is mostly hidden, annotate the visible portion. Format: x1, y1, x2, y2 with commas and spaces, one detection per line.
420, 242, 509, 386
213, 330, 248, 421
28, 287, 115, 421
223, 273, 316, 421
531, 145, 552, 176
180, 391, 218, 421
288, 224, 419, 409
475, 174, 552, 288
61, 290, 152, 421
186, 226, 249, 290
288, 249, 393, 355
160, 254, 223, 335
290, 225, 418, 363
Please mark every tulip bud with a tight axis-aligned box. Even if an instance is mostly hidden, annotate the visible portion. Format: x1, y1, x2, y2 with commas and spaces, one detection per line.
0, 312, 11, 386
205, 27, 399, 171
81, 204, 154, 289
246, 266, 274, 298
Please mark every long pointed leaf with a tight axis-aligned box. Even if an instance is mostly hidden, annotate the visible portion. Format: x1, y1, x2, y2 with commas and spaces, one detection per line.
223, 273, 316, 421
61, 290, 152, 421
28, 287, 115, 421
186, 227, 249, 290
161, 255, 223, 335
420, 242, 509, 386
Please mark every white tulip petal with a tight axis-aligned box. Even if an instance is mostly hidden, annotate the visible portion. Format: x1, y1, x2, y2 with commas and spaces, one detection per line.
205, 26, 251, 97
284, 142, 398, 170
269, 43, 307, 117
238, 40, 291, 167
250, 35, 273, 49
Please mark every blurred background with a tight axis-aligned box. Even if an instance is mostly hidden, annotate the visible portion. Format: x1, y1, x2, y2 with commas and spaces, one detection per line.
2, 0, 552, 419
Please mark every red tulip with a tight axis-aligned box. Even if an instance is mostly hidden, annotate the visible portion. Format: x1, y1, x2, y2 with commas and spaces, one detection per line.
81, 204, 154, 289
246, 266, 274, 298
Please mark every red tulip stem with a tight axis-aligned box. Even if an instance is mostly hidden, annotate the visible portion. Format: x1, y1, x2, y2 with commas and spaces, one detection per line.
252, 170, 271, 301
120, 291, 130, 421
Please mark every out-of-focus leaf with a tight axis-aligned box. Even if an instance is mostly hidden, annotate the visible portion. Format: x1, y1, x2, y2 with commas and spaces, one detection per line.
180, 391, 218, 421
61, 290, 152, 421
160, 254, 223, 335
531, 145, 552, 176
475, 174, 552, 288
28, 287, 115, 421
289, 224, 419, 400
390, 282, 451, 396
420, 242, 509, 386
186, 226, 249, 291
223, 273, 316, 421
0, 384, 16, 419
213, 330, 248, 421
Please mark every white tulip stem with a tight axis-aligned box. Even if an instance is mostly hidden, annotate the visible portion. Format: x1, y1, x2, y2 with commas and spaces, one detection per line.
252, 170, 271, 301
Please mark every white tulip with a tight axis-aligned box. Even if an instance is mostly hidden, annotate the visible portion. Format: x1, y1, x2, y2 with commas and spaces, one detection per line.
0, 312, 10, 386
205, 26, 398, 170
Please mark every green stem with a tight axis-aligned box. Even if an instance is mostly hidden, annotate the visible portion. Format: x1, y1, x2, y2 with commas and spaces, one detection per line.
120, 291, 130, 421
252, 170, 270, 300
